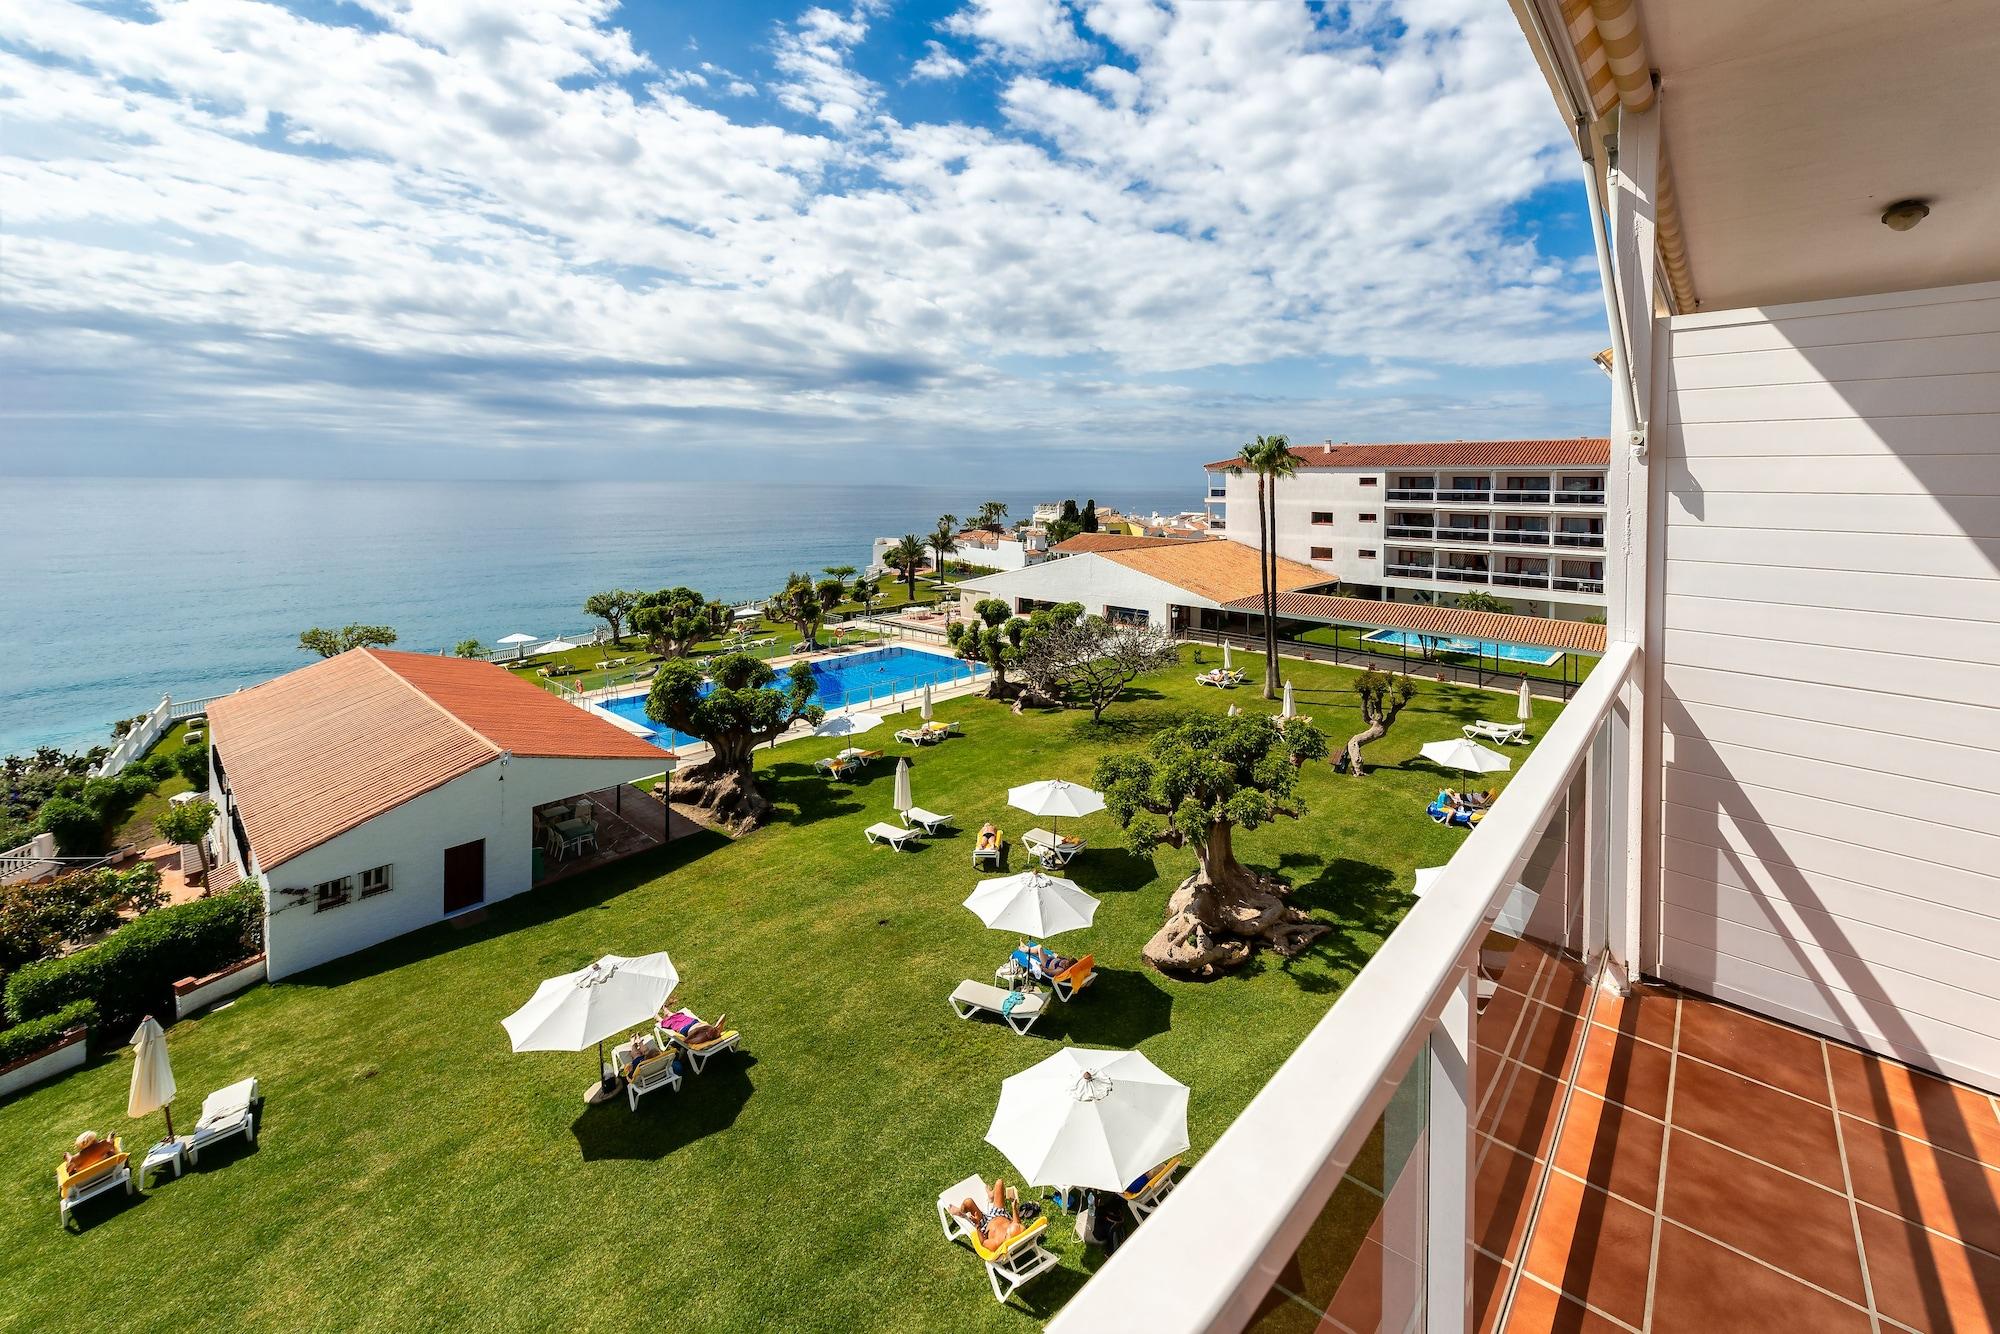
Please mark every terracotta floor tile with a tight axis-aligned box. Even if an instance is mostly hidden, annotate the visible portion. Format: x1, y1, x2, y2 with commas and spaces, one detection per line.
1494, 944, 1552, 1000
1675, 997, 1831, 1104
1530, 953, 1593, 1017
1245, 1283, 1326, 1334
1574, 1024, 1673, 1119
1660, 1130, 1867, 1303
1473, 1250, 1513, 1334
1479, 987, 1538, 1059
1553, 1090, 1665, 1208
1840, 1114, 2000, 1258
1650, 1221, 1872, 1334
1522, 1169, 1655, 1328
1476, 1135, 1548, 1261
1827, 1043, 2000, 1166
1501, 1276, 1632, 1334
1481, 1060, 1567, 1161
1669, 1056, 1847, 1190
1589, 982, 1678, 1051
1504, 999, 1591, 1080
1285, 1175, 1390, 1313
1857, 1201, 2000, 1333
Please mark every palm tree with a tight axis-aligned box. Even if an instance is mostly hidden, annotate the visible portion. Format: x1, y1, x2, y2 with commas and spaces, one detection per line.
928, 517, 960, 590
885, 534, 927, 603
1230, 434, 1297, 699
975, 500, 1009, 532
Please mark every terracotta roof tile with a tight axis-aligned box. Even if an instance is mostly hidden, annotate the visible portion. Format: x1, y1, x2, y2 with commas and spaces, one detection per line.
1050, 533, 1190, 554
1203, 438, 1610, 470
207, 649, 663, 869
1097, 539, 1332, 606
1221, 591, 1607, 653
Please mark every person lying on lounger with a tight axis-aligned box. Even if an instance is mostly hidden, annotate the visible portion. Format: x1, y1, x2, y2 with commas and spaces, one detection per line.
977, 823, 1002, 852
949, 1180, 1027, 1251
1016, 942, 1075, 980
1449, 788, 1498, 809
659, 1007, 730, 1046
63, 1131, 115, 1174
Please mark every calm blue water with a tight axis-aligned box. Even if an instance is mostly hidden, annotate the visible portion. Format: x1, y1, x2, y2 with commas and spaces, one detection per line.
592, 647, 985, 752
0, 478, 1187, 756
1360, 629, 1563, 667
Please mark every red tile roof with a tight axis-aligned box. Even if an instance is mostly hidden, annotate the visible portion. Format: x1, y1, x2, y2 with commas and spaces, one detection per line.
1097, 539, 1332, 605
1204, 438, 1610, 470
1221, 591, 1607, 653
207, 649, 663, 869
1051, 533, 1192, 554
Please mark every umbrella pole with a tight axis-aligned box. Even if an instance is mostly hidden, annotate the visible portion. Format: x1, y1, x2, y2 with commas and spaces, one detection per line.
163, 1106, 175, 1143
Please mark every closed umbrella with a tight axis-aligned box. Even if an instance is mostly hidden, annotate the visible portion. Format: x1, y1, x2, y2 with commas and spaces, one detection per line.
502, 952, 680, 1103
1007, 778, 1105, 839
813, 710, 883, 739
893, 758, 912, 813
1222, 642, 1233, 670
987, 1048, 1189, 1191
1227, 704, 1240, 717
498, 632, 538, 661
1419, 739, 1511, 775
127, 1015, 177, 1144
1280, 680, 1295, 719
1517, 678, 1533, 722
964, 870, 1099, 938
921, 683, 934, 721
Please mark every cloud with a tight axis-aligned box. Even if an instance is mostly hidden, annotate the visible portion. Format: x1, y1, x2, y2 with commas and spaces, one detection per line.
943, 0, 1093, 65
0, 0, 1604, 478
911, 40, 969, 81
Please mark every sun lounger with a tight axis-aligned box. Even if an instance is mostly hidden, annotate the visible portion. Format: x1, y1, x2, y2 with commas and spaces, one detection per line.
658, 1010, 743, 1074
865, 821, 921, 851
973, 836, 1002, 867
894, 728, 929, 745
1049, 954, 1096, 1002
1465, 721, 1528, 745
937, 1176, 1060, 1304
57, 1137, 131, 1225
816, 756, 855, 778
1022, 828, 1083, 867
903, 806, 953, 835
1122, 1157, 1182, 1219
611, 1039, 682, 1109
949, 981, 1045, 1036
185, 1077, 259, 1164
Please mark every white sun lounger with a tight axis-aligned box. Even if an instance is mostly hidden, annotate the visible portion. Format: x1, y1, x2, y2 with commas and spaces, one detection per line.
1022, 828, 1083, 867
185, 1077, 259, 1164
950, 981, 1045, 1036
1122, 1157, 1183, 1220
1464, 720, 1528, 745
610, 1040, 683, 1110
902, 806, 953, 835
937, 1174, 1060, 1303
865, 821, 921, 851
58, 1144, 133, 1224
659, 1012, 743, 1074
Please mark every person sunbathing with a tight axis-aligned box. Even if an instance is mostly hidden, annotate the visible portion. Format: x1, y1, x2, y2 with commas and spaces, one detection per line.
62, 1131, 115, 1174
976, 823, 1001, 852
1018, 942, 1075, 979
1448, 788, 1497, 809
660, 1007, 730, 1047
949, 1179, 1026, 1251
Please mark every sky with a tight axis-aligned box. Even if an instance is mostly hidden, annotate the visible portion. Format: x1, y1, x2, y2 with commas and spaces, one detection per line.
0, 0, 1611, 486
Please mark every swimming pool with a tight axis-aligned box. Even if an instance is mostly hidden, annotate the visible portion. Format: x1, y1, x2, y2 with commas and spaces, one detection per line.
1360, 629, 1563, 667
591, 647, 984, 753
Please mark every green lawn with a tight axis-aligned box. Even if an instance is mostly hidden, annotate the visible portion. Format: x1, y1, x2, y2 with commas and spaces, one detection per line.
104, 721, 198, 850
0, 649, 1562, 1333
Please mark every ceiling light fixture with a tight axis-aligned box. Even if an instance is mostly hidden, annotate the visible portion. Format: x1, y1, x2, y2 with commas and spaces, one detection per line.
1880, 199, 1931, 232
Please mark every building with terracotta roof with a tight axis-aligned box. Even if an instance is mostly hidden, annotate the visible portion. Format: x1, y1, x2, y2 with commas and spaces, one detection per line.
205, 648, 670, 978
1202, 437, 1611, 619
956, 537, 1335, 633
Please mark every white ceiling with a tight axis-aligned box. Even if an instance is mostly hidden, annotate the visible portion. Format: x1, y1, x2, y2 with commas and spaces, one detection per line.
1647, 0, 2000, 311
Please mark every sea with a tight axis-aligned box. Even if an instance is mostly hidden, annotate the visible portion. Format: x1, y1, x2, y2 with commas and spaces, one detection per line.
0, 477, 1194, 757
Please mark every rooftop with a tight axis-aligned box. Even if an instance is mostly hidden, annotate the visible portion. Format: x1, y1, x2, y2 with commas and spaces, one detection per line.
1093, 538, 1331, 606
1202, 438, 1610, 471
1223, 591, 1609, 654
206, 648, 663, 869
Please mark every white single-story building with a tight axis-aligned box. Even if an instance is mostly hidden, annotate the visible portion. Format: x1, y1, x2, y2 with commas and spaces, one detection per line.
205, 648, 670, 979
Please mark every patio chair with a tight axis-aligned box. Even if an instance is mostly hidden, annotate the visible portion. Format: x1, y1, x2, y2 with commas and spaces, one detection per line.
1022, 829, 1083, 868
973, 834, 1003, 868
936, 1176, 1060, 1304
1121, 1157, 1182, 1220
1049, 954, 1096, 1003
865, 822, 921, 851
949, 981, 1045, 1036
57, 1136, 131, 1226
658, 1009, 742, 1073
902, 806, 953, 835
1465, 720, 1528, 745
185, 1077, 259, 1164
611, 1039, 682, 1110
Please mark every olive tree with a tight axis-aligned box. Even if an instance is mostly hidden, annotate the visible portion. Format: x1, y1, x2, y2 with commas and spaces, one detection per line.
645, 654, 821, 833
632, 587, 719, 659
584, 590, 640, 644
1342, 669, 1418, 775
1012, 605, 1180, 720
946, 598, 1027, 700
155, 797, 219, 892
298, 624, 397, 657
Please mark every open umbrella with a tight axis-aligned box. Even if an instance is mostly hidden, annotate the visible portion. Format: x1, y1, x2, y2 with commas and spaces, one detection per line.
1517, 678, 1533, 722
893, 757, 912, 814
1419, 739, 1511, 775
502, 952, 680, 1102
1007, 779, 1105, 839
813, 710, 884, 739
128, 1015, 177, 1145
1280, 680, 1295, 719
964, 870, 1099, 938
921, 682, 934, 721
987, 1048, 1189, 1191
498, 632, 538, 661
540, 638, 579, 655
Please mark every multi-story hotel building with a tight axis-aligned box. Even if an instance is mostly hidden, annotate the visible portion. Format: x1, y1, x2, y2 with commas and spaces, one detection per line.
1203, 438, 1611, 620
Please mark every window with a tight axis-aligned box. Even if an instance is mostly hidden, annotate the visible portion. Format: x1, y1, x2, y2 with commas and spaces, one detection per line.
1311, 511, 1334, 524
1310, 546, 1334, 560
1104, 605, 1149, 627
314, 876, 353, 912
1358, 513, 1377, 523
1357, 549, 1376, 559
358, 864, 393, 898
1358, 477, 1378, 486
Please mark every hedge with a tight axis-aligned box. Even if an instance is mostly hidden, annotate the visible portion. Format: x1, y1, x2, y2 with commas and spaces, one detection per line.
0, 1000, 97, 1067
5, 887, 258, 1030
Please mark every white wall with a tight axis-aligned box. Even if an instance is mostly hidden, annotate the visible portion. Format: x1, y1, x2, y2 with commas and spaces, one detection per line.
260, 755, 663, 978
1654, 280, 2000, 1091
1212, 468, 1388, 585
957, 554, 1210, 629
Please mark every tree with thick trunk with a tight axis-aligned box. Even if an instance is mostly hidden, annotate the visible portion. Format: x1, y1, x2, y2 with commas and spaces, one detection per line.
646, 654, 821, 834
946, 598, 1027, 700
631, 586, 720, 659
1097, 714, 1331, 977
584, 589, 639, 645
764, 572, 827, 651
1342, 669, 1417, 776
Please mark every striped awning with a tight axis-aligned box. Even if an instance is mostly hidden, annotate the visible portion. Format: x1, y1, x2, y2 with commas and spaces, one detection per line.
1222, 591, 1608, 656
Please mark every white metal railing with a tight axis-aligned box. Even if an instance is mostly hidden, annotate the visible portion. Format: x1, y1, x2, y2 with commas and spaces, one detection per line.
169, 694, 224, 720
92, 695, 172, 777
0, 832, 59, 885
1050, 643, 1635, 1334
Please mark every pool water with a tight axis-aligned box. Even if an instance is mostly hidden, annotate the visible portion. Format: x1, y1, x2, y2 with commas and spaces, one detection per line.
591, 647, 984, 753
1359, 629, 1562, 667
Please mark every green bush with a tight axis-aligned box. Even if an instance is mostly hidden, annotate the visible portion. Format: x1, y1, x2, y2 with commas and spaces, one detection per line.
0, 863, 165, 975
173, 745, 210, 790
4, 886, 258, 1029
33, 796, 102, 855
79, 776, 125, 814
0, 1000, 96, 1067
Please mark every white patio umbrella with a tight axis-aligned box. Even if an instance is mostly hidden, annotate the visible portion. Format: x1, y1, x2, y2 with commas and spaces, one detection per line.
1414, 867, 1540, 938
128, 1015, 177, 1144
1419, 739, 1512, 775
540, 638, 579, 654
498, 632, 538, 661
893, 757, 913, 814
502, 952, 680, 1101
1517, 678, 1534, 721
1222, 642, 1233, 670
1280, 680, 1295, 719
964, 870, 1099, 938
987, 1048, 1189, 1191
1007, 780, 1105, 840
1227, 704, 1240, 717
813, 710, 884, 739
921, 682, 934, 721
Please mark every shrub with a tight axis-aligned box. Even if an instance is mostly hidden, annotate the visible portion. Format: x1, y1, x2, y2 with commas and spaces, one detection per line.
0, 1000, 96, 1066
0, 863, 165, 975
79, 776, 125, 814
117, 771, 156, 802
173, 745, 210, 790
34, 796, 102, 855
5, 885, 258, 1029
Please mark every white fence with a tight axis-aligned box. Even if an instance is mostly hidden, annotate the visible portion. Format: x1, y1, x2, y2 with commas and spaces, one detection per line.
90, 692, 226, 778
0, 832, 58, 886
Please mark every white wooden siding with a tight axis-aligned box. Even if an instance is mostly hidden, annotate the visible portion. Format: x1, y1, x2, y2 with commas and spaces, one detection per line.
1655, 280, 2000, 1092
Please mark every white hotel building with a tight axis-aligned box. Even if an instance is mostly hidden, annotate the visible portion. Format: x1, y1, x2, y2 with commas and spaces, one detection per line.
1203, 438, 1611, 620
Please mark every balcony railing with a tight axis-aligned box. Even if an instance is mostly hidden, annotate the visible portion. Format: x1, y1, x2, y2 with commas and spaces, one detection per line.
1491, 489, 1552, 504
1553, 576, 1605, 594
1552, 532, 1605, 548
1383, 563, 1435, 578
1434, 527, 1490, 543
1492, 529, 1550, 547
1385, 525, 1436, 539
1554, 490, 1606, 505
1386, 488, 1435, 502
1432, 568, 1489, 583
1491, 572, 1550, 589
1436, 489, 1491, 502
1049, 644, 1635, 1334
